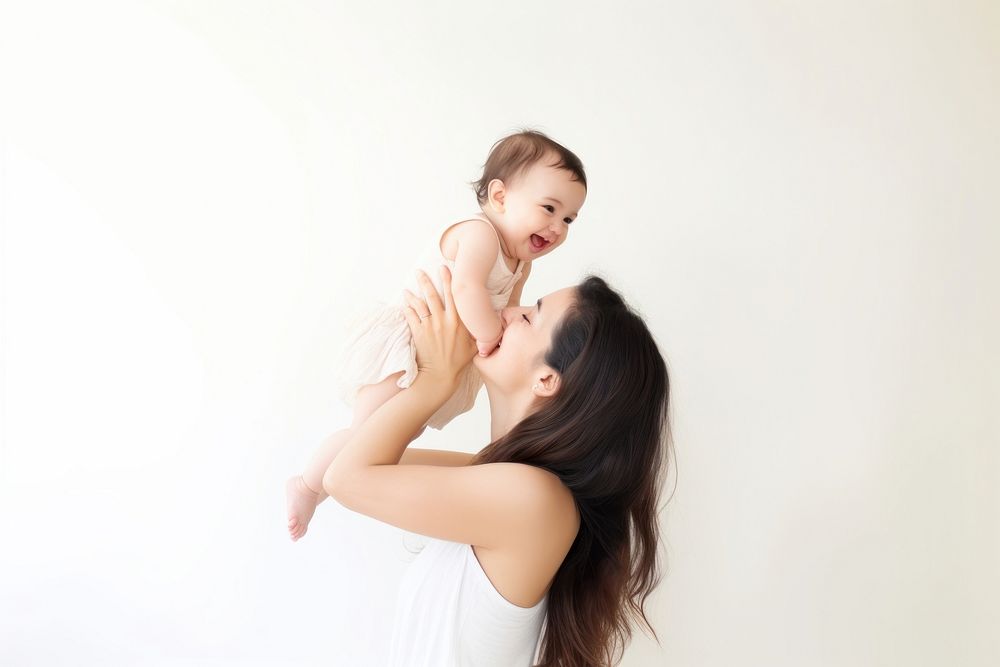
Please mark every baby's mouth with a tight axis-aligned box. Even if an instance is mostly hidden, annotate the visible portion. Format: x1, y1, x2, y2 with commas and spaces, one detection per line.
530, 234, 550, 251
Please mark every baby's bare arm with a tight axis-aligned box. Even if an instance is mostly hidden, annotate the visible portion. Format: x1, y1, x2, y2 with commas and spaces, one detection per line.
449, 220, 505, 346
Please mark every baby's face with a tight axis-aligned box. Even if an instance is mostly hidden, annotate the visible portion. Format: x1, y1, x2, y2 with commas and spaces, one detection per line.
498, 159, 586, 261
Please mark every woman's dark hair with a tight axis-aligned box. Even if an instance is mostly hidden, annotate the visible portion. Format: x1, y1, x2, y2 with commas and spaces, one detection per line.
470, 275, 674, 666
471, 129, 587, 205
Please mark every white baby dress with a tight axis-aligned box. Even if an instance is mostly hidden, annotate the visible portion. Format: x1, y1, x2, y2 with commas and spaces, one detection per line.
335, 213, 525, 430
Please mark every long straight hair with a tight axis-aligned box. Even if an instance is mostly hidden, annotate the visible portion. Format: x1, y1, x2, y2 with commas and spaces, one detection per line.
471, 275, 674, 666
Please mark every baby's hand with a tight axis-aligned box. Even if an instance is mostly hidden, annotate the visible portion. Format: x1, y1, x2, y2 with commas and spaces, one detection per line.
476, 333, 502, 358
476, 319, 506, 357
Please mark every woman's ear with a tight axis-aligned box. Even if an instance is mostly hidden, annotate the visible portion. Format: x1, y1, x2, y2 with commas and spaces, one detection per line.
532, 371, 561, 398
487, 178, 506, 213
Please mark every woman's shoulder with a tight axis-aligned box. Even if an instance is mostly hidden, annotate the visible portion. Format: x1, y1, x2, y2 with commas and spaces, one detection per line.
473, 463, 579, 607
500, 463, 579, 553
473, 461, 578, 543
528, 462, 577, 504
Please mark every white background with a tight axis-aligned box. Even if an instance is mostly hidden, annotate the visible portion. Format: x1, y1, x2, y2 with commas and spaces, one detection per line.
2, 1, 997, 665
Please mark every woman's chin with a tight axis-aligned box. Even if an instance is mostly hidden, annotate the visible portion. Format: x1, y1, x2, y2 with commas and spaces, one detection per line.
472, 350, 496, 373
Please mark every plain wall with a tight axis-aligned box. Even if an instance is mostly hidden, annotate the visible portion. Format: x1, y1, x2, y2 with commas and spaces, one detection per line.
1, 1, 997, 665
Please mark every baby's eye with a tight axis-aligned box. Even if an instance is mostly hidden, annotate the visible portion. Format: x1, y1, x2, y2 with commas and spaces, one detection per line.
563, 217, 574, 225
542, 204, 555, 213
522, 313, 530, 323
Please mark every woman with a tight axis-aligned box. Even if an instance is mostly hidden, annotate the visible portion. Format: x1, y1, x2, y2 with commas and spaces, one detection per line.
323, 266, 672, 667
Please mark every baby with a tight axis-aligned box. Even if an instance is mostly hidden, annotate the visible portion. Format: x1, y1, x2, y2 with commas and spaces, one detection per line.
286, 129, 587, 540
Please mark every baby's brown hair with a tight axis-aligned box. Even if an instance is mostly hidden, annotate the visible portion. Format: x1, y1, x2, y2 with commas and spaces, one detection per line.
471, 129, 586, 206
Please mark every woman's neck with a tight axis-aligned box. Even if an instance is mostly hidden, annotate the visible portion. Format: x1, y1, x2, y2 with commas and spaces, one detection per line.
483, 383, 534, 442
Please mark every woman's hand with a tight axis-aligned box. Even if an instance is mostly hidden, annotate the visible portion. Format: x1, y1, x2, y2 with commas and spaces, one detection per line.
402, 266, 478, 391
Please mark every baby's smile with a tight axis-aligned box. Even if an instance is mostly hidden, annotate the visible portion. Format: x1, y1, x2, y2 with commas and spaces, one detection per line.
530, 234, 551, 252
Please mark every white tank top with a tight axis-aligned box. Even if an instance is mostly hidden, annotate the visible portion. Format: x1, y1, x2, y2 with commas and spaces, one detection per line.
387, 536, 548, 666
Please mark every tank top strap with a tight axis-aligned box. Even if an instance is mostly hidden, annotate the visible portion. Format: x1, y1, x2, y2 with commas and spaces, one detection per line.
466, 212, 523, 277
437, 212, 520, 277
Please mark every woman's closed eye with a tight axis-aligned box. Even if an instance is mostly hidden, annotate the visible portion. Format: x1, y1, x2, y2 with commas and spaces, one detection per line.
522, 313, 530, 324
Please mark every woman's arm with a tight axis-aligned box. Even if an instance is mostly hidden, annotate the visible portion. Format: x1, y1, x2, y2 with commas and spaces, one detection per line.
326, 372, 454, 481
320, 269, 552, 550
399, 448, 475, 466
323, 267, 477, 490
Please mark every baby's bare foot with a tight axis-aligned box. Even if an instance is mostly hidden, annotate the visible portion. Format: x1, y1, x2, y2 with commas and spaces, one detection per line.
286, 475, 320, 541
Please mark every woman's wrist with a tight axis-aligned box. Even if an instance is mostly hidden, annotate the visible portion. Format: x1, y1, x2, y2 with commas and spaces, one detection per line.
411, 369, 461, 401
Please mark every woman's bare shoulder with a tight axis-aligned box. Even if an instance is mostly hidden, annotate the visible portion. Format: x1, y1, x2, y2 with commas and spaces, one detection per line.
474, 464, 580, 607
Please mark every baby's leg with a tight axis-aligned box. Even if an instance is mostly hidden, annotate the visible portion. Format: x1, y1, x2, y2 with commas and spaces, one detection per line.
286, 372, 408, 541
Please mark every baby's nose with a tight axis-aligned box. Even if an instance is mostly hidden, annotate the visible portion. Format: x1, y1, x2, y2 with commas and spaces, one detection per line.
503, 306, 524, 325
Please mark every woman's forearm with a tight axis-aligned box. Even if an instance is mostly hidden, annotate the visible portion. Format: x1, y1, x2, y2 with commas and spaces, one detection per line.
323, 374, 455, 493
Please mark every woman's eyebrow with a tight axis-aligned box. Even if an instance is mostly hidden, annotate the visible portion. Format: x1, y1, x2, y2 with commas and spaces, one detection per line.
537, 298, 543, 314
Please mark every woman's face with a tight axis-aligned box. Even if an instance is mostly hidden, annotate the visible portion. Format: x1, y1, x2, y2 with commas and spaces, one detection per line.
473, 285, 577, 394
